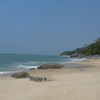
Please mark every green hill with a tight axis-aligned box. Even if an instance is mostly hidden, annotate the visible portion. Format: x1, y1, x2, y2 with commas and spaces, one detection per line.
61, 38, 100, 57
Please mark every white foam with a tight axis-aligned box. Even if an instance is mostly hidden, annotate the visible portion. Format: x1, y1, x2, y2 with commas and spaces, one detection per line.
17, 65, 39, 69
27, 61, 47, 64
0, 72, 11, 75
70, 58, 86, 62
60, 58, 86, 64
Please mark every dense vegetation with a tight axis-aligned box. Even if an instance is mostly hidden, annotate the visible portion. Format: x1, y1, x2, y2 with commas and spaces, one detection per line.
61, 38, 100, 56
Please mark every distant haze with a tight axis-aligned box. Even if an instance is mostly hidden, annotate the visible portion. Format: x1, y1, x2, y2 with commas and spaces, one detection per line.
0, 0, 100, 55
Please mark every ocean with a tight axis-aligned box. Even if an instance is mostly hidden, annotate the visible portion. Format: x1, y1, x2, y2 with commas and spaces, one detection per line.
0, 54, 85, 74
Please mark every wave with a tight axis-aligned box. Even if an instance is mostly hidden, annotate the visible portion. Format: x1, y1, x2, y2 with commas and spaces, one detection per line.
0, 70, 24, 75
69, 58, 86, 62
26, 61, 47, 65
17, 65, 39, 69
0, 65, 39, 75
0, 72, 11, 75
60, 58, 86, 64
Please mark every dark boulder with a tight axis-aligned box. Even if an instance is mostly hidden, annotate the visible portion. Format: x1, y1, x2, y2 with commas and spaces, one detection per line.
11, 72, 29, 78
38, 64, 64, 69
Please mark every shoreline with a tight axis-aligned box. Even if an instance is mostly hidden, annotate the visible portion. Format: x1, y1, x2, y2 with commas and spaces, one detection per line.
0, 57, 86, 75
73, 58, 100, 68
0, 57, 99, 77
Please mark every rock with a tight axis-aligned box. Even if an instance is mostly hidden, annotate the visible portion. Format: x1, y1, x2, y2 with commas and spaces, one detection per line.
11, 72, 29, 78
38, 64, 64, 69
29, 68, 35, 70
70, 53, 80, 57
29, 76, 47, 82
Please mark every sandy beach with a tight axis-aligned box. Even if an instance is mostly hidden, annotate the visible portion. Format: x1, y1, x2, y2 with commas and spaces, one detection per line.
0, 58, 100, 100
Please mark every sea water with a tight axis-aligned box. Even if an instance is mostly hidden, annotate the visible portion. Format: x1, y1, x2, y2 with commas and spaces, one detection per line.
0, 54, 85, 74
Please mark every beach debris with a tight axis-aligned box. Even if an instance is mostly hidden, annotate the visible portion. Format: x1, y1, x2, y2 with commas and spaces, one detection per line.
38, 64, 64, 69
29, 76, 47, 82
11, 72, 29, 78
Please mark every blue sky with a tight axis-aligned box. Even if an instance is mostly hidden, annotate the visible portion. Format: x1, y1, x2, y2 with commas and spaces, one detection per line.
0, 0, 100, 55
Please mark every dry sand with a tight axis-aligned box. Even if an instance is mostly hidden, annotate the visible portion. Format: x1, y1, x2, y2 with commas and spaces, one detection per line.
0, 58, 100, 100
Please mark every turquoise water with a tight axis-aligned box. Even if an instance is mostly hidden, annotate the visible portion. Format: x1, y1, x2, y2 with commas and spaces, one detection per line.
0, 54, 85, 74
0, 54, 66, 73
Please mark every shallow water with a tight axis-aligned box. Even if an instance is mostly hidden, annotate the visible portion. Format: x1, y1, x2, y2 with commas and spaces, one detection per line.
0, 54, 85, 74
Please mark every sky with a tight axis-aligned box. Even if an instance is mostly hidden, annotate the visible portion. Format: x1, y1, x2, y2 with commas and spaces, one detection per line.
0, 0, 100, 55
